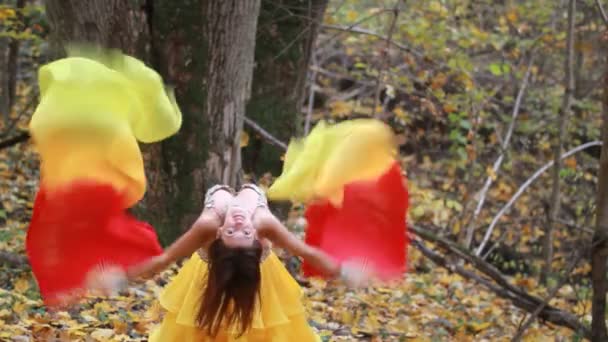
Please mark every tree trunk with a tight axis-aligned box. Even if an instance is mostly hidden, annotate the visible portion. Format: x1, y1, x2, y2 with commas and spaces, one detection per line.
0, 0, 24, 125
591, 31, 608, 342
141, 0, 261, 244
44, 0, 149, 58
6, 0, 25, 119
542, 0, 575, 285
242, 0, 328, 177
0, 37, 8, 125
204, 0, 261, 187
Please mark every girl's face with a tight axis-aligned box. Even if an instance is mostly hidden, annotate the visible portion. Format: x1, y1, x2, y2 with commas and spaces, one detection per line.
219, 205, 256, 247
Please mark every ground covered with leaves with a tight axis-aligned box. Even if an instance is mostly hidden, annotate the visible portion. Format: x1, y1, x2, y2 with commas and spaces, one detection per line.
0, 143, 587, 342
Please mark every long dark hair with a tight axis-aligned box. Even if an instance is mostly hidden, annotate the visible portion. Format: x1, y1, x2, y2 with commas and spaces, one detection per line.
197, 238, 263, 337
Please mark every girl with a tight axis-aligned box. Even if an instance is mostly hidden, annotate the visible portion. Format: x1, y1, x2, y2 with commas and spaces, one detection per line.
100, 183, 368, 341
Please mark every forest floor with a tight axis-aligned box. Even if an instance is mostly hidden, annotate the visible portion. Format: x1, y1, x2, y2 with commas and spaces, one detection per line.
0, 143, 587, 341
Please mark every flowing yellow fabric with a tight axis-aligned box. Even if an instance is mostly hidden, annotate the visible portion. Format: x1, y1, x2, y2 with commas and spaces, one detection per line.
149, 252, 320, 342
267, 119, 397, 206
29, 47, 182, 207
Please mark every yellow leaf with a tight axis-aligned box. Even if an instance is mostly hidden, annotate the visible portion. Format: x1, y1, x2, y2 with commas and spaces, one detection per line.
0, 8, 16, 20
506, 8, 518, 23
12, 301, 28, 316
112, 319, 129, 334
443, 102, 457, 113
13, 277, 30, 294
467, 321, 491, 333
346, 10, 358, 22
486, 167, 497, 181
452, 220, 461, 235
91, 328, 115, 341
341, 310, 355, 324
329, 100, 353, 117
240, 131, 249, 148
393, 107, 408, 120
411, 206, 426, 219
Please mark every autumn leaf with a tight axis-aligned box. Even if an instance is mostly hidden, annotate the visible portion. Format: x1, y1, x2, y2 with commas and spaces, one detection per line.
13, 277, 30, 294
346, 10, 358, 22
564, 156, 577, 169
467, 321, 491, 333
506, 8, 518, 23
91, 328, 115, 341
431, 73, 447, 89
240, 131, 250, 148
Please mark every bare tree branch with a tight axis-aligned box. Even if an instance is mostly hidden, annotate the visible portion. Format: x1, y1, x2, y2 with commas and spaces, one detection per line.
317, 8, 392, 50
596, 0, 608, 27
466, 57, 535, 251
321, 23, 423, 59
0, 131, 30, 150
476, 140, 602, 256
243, 116, 288, 150
372, 1, 401, 118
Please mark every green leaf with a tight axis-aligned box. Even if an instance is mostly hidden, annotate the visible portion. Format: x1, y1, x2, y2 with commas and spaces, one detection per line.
459, 120, 472, 130
488, 62, 510, 76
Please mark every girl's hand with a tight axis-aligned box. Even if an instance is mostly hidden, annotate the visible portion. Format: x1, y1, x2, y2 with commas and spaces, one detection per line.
84, 264, 128, 296
339, 259, 374, 288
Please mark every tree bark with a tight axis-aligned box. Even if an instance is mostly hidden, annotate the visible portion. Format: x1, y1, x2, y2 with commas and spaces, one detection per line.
44, 0, 149, 58
138, 0, 209, 245
6, 0, 25, 117
140, 0, 261, 244
242, 0, 328, 176
0, 37, 8, 125
204, 0, 261, 187
591, 29, 608, 342
542, 0, 576, 284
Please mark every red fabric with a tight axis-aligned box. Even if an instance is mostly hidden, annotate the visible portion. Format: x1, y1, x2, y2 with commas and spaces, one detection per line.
302, 162, 409, 281
26, 181, 162, 306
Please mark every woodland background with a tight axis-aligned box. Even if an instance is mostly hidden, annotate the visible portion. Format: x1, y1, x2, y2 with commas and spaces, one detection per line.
1, 0, 608, 341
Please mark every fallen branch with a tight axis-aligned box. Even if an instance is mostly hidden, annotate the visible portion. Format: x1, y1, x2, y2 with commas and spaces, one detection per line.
0, 131, 30, 150
243, 116, 288, 150
466, 57, 534, 251
476, 140, 602, 256
512, 249, 584, 341
410, 225, 591, 338
0, 251, 28, 267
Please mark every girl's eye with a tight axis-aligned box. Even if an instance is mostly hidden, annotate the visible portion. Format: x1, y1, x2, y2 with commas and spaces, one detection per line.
225, 228, 234, 235
244, 230, 252, 236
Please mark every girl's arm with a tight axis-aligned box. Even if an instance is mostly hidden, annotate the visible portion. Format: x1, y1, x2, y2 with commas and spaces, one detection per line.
126, 211, 220, 280
257, 212, 341, 277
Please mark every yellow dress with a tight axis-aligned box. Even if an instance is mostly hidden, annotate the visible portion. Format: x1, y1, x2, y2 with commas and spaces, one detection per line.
149, 252, 321, 342
267, 119, 397, 206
